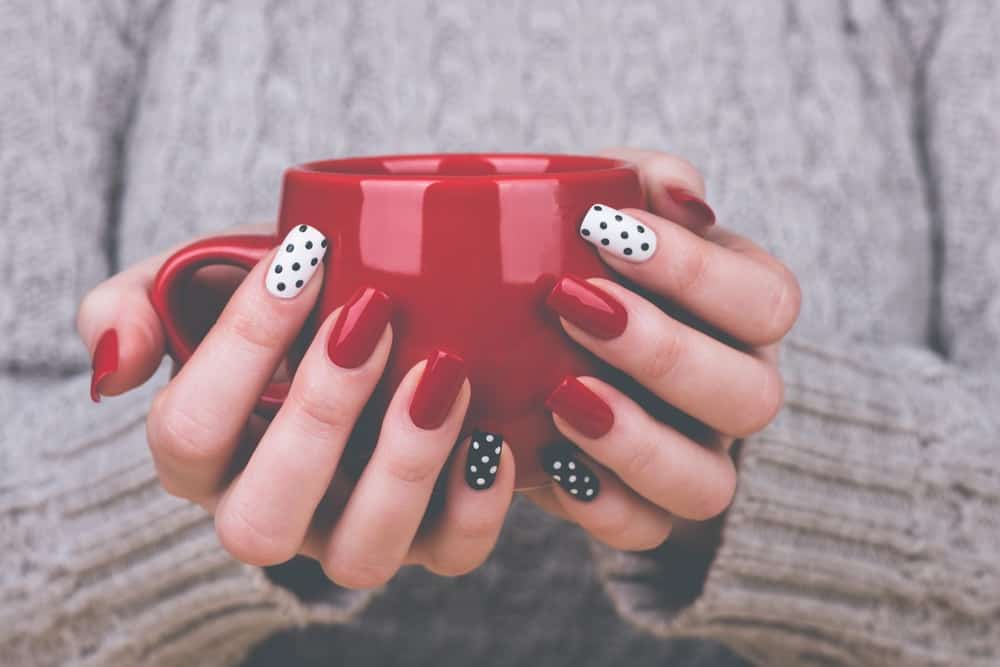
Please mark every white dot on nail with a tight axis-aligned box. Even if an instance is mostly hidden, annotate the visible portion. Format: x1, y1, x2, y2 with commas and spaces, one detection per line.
494, 447, 501, 455
485, 434, 495, 442
552, 461, 562, 470
473, 441, 479, 449
569, 475, 577, 483
477, 478, 486, 486
584, 476, 590, 483
568, 462, 576, 470
489, 465, 497, 474
586, 489, 594, 496
570, 489, 579, 495
470, 465, 477, 472
552, 475, 561, 481
481, 456, 489, 463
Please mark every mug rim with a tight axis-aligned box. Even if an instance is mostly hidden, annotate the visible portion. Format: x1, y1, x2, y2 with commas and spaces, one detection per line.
290, 153, 635, 181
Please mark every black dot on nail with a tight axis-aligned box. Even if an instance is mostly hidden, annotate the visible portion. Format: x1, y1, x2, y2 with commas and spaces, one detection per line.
593, 205, 603, 211
286, 244, 294, 252
621, 231, 629, 239
274, 265, 283, 274
641, 242, 650, 251
311, 257, 318, 266
277, 282, 286, 291
615, 214, 623, 221
292, 262, 301, 271
624, 248, 633, 256
305, 241, 313, 250
599, 222, 608, 229
601, 238, 610, 246
637, 225, 645, 233
295, 280, 304, 288
321, 239, 328, 248
299, 225, 307, 232
581, 228, 591, 236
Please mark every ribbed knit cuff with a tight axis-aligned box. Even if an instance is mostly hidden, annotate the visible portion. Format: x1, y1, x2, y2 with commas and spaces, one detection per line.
0, 368, 373, 667
594, 339, 1000, 667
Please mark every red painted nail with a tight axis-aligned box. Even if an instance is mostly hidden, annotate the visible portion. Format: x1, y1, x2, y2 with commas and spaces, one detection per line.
546, 275, 628, 340
409, 350, 467, 430
664, 186, 716, 227
327, 287, 393, 368
545, 376, 614, 438
90, 328, 119, 402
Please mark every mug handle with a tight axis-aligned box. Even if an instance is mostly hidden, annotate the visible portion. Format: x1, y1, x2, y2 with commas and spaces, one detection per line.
150, 234, 289, 414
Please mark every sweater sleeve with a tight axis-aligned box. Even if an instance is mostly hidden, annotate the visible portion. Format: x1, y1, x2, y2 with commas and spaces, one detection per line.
0, 3, 373, 665
594, 3, 1000, 666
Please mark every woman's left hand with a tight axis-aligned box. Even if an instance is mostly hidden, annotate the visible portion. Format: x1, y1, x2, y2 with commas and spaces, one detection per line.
525, 147, 801, 551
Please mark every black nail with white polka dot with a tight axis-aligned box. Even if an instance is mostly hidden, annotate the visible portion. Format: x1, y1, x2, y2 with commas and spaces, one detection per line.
540, 443, 599, 501
465, 430, 502, 490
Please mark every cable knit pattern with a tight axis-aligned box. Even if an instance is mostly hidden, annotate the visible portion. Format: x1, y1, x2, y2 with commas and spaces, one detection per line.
1, 1, 999, 666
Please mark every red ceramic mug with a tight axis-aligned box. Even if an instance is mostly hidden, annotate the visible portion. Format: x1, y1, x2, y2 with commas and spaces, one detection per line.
151, 153, 642, 488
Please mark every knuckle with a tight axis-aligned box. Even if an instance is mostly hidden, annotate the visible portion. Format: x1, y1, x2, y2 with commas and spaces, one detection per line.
322, 552, 396, 590
215, 502, 297, 566
739, 365, 785, 437
147, 390, 222, 467
290, 376, 350, 434
621, 434, 661, 483
671, 244, 712, 295
383, 450, 440, 487
225, 301, 287, 352
687, 463, 737, 520
764, 264, 802, 340
644, 327, 684, 383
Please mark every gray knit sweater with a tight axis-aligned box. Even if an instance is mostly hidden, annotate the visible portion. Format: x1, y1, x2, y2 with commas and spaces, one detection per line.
2, 1, 999, 666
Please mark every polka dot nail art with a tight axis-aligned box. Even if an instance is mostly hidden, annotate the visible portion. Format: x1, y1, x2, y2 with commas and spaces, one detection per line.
540, 443, 600, 502
465, 430, 502, 490
579, 204, 657, 263
266, 225, 328, 298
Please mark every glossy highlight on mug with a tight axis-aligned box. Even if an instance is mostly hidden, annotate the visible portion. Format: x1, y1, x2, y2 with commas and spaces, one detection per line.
151, 154, 644, 487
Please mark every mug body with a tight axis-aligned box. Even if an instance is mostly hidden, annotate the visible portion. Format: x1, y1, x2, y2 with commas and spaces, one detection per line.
277, 154, 641, 488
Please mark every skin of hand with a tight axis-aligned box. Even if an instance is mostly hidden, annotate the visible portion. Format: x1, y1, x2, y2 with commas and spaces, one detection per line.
523, 147, 801, 553
77, 146, 800, 587
77, 225, 515, 588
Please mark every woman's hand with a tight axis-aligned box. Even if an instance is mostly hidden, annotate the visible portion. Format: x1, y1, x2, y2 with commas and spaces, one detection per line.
525, 147, 801, 551
77, 226, 515, 587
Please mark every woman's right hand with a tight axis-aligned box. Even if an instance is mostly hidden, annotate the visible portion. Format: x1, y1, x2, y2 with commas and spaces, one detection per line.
76, 226, 515, 588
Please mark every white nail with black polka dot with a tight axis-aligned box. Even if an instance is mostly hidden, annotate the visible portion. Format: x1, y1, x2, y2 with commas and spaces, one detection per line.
579, 204, 657, 263
266, 225, 328, 299
465, 430, 502, 490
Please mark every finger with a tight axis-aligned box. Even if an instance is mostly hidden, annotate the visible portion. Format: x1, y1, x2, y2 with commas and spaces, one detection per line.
539, 443, 673, 551
545, 276, 784, 438
77, 251, 170, 400
147, 225, 328, 501
577, 206, 801, 346
550, 377, 736, 520
321, 351, 470, 589
77, 222, 274, 401
214, 288, 393, 565
599, 147, 714, 231
409, 433, 515, 576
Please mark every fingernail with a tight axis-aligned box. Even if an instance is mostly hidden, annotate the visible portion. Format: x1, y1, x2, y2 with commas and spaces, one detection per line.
546, 275, 627, 339
664, 186, 716, 228
545, 376, 614, 438
327, 287, 393, 368
540, 443, 600, 501
579, 203, 657, 262
466, 430, 502, 490
409, 350, 467, 430
266, 224, 328, 298
90, 328, 119, 402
